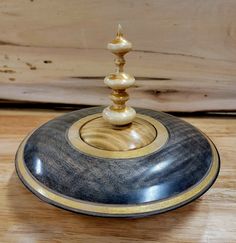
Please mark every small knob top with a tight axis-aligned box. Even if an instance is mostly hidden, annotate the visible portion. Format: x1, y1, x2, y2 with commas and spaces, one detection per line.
103, 25, 136, 126
107, 24, 132, 55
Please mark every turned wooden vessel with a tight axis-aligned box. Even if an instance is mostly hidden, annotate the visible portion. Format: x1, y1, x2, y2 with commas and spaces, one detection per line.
15, 26, 220, 217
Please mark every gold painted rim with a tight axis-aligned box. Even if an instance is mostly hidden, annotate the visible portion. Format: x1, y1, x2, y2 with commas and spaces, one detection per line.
67, 113, 169, 159
15, 131, 219, 216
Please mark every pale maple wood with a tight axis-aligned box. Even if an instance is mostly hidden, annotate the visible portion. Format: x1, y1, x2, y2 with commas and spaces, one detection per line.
0, 0, 236, 112
0, 109, 235, 242
103, 24, 136, 125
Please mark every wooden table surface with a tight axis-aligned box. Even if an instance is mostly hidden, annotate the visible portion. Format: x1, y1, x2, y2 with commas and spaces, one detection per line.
0, 109, 235, 243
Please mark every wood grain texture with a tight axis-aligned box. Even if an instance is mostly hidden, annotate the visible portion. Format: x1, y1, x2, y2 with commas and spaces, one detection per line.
0, 109, 235, 242
80, 116, 156, 151
0, 0, 236, 112
17, 107, 217, 215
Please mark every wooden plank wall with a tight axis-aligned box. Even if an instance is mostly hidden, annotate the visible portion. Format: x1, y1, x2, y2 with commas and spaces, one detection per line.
0, 0, 236, 112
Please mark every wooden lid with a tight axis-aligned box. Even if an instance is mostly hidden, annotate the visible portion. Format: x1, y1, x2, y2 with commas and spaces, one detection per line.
80, 116, 156, 151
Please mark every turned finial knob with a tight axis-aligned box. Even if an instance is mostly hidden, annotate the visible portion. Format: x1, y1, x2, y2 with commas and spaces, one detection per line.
102, 24, 136, 126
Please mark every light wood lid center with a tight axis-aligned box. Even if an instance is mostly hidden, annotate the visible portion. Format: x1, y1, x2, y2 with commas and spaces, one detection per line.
80, 117, 157, 151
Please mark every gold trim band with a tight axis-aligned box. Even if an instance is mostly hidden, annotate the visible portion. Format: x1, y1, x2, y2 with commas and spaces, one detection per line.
15, 132, 219, 216
67, 113, 169, 159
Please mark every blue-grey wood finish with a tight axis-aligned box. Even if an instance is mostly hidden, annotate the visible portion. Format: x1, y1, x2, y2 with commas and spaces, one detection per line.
19, 107, 219, 208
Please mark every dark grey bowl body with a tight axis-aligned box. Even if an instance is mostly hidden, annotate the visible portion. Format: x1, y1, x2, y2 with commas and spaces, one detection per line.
15, 107, 220, 217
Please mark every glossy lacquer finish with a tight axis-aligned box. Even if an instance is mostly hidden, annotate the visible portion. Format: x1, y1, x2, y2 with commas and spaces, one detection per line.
16, 107, 220, 217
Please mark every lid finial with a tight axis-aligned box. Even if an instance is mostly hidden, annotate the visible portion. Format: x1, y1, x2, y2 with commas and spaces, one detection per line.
102, 25, 136, 126
117, 24, 123, 37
